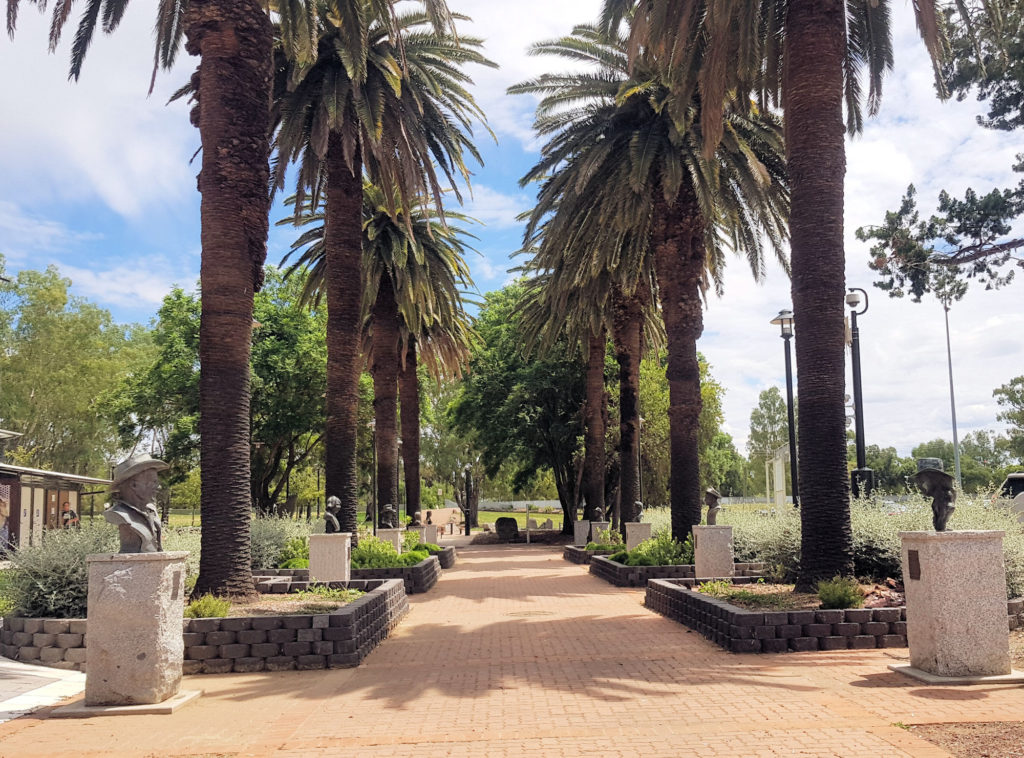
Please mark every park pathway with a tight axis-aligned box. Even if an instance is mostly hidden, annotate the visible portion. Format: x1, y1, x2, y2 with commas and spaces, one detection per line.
0, 544, 1022, 757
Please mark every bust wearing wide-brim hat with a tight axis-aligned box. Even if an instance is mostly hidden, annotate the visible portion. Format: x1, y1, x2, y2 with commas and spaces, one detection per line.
111, 453, 169, 487
106, 454, 168, 553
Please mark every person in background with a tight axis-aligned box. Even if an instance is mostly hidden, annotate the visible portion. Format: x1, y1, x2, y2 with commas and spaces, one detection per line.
61, 501, 79, 528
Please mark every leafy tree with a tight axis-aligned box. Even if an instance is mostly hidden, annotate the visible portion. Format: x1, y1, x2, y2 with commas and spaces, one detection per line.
746, 387, 796, 495
911, 436, 1007, 492
452, 284, 585, 532
942, 1, 1024, 132
106, 269, 328, 513
0, 261, 150, 475
995, 376, 1024, 461
844, 444, 915, 493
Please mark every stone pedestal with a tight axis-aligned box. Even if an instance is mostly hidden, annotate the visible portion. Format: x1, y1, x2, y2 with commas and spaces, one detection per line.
85, 552, 188, 706
309, 533, 351, 583
377, 528, 404, 553
899, 531, 1011, 678
625, 522, 652, 551
693, 526, 733, 579
590, 521, 610, 542
427, 525, 443, 544
408, 526, 429, 545
573, 520, 591, 547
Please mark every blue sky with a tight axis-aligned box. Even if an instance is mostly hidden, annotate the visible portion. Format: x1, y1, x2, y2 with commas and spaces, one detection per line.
2, 1, 1022, 458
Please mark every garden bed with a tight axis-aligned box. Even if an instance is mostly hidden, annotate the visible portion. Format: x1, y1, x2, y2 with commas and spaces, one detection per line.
431, 546, 457, 569
646, 578, 1024, 654
0, 578, 409, 674
253, 554, 443, 595
562, 545, 616, 565
589, 555, 765, 587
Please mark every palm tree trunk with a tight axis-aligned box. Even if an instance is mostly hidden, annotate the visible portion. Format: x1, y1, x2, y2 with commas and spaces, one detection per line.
371, 276, 401, 520
582, 328, 607, 522
611, 286, 643, 530
324, 131, 364, 541
186, 0, 272, 597
785, 0, 855, 589
653, 189, 705, 542
399, 339, 422, 520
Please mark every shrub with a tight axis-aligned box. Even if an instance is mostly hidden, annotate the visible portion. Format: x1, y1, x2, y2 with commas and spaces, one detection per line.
630, 532, 694, 566
277, 536, 310, 567
412, 543, 442, 553
295, 585, 364, 603
0, 570, 15, 617
641, 506, 672, 538
163, 527, 201, 592
279, 557, 310, 569
5, 523, 117, 618
250, 517, 312, 570
723, 493, 1024, 598
818, 576, 864, 609
185, 593, 231, 618
351, 536, 403, 569
402, 530, 421, 552
608, 550, 630, 564
594, 528, 624, 547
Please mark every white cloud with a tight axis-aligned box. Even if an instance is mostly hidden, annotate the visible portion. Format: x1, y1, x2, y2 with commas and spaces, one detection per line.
59, 257, 198, 313
462, 185, 533, 229
0, 202, 102, 262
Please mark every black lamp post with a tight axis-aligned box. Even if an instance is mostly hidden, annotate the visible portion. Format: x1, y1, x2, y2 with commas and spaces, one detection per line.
846, 288, 874, 497
770, 310, 799, 507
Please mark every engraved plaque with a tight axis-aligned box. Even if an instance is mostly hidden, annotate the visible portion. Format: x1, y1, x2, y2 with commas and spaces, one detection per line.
908, 550, 921, 580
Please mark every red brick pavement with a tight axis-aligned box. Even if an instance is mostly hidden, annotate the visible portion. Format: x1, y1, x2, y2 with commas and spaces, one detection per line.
0, 544, 1020, 757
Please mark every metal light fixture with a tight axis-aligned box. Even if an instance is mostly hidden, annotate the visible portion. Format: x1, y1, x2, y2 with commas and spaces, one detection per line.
846, 288, 873, 497
770, 309, 799, 507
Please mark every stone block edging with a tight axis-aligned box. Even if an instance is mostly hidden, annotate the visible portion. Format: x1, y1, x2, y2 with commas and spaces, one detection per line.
254, 555, 443, 595
562, 546, 616, 565
645, 579, 1024, 653
0, 617, 87, 671
432, 546, 457, 570
589, 556, 765, 587
0, 578, 409, 674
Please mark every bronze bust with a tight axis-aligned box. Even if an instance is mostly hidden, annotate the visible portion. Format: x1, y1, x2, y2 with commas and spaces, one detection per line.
104, 454, 168, 553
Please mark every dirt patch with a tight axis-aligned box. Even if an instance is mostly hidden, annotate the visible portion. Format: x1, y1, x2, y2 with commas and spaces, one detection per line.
909, 721, 1024, 758
224, 590, 363, 617
695, 582, 903, 611
895, 631, 1024, 758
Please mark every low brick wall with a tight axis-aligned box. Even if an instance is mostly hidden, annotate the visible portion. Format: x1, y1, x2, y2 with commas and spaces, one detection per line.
432, 546, 457, 569
254, 554, 444, 594
589, 556, 765, 587
1, 578, 408, 674
182, 578, 407, 674
562, 546, 616, 565
0, 618, 88, 671
646, 579, 1024, 653
352, 555, 442, 594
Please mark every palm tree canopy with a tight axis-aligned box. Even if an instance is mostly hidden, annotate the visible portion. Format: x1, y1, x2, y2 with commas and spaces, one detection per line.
279, 183, 478, 378
511, 22, 789, 300
272, 4, 495, 227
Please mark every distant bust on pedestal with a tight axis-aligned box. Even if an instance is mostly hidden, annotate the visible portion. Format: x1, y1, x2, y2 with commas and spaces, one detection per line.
914, 468, 957, 531
705, 487, 722, 525
104, 454, 168, 553
380, 503, 398, 529
324, 496, 342, 533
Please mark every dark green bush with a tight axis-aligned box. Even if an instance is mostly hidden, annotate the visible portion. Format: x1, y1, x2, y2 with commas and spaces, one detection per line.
608, 550, 630, 563
279, 557, 310, 569
277, 536, 309, 568
185, 593, 231, 618
817, 576, 864, 609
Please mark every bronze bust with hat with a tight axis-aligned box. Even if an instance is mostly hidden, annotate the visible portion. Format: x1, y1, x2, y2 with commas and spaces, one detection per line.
105, 454, 169, 553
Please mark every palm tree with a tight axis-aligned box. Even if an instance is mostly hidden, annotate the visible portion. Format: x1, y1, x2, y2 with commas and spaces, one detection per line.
597, 0, 961, 588
272, 3, 491, 537
281, 184, 476, 526
512, 22, 788, 541
6, 0, 454, 595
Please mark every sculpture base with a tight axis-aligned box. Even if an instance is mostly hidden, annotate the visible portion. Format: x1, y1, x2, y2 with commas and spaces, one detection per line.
888, 665, 1024, 685
309, 533, 351, 583
377, 528, 404, 553
900, 530, 1011, 678
85, 552, 188, 707
693, 526, 733, 579
573, 520, 591, 547
52, 689, 202, 718
624, 522, 652, 551
590, 521, 610, 542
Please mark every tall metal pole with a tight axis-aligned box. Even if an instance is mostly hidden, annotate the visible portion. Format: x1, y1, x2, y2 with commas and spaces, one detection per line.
847, 287, 872, 497
782, 334, 800, 507
944, 303, 962, 488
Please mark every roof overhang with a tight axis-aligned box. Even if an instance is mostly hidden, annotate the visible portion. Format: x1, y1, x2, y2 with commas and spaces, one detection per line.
0, 463, 112, 488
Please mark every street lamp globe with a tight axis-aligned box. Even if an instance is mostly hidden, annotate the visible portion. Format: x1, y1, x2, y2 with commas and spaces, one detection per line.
770, 309, 795, 337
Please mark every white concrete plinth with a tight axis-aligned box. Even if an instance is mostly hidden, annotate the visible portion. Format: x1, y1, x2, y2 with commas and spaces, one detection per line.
52, 689, 202, 718
85, 551, 188, 707
377, 528, 404, 553
408, 526, 429, 545
590, 521, 610, 542
900, 530, 1011, 678
625, 522, 652, 551
573, 520, 591, 547
309, 533, 351, 583
694, 525, 733, 579
427, 525, 443, 544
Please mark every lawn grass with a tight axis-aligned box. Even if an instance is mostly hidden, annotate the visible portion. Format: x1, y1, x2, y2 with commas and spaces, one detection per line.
475, 510, 563, 530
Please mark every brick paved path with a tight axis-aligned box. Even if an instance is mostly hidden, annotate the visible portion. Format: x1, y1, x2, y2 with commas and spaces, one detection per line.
1, 544, 1021, 757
